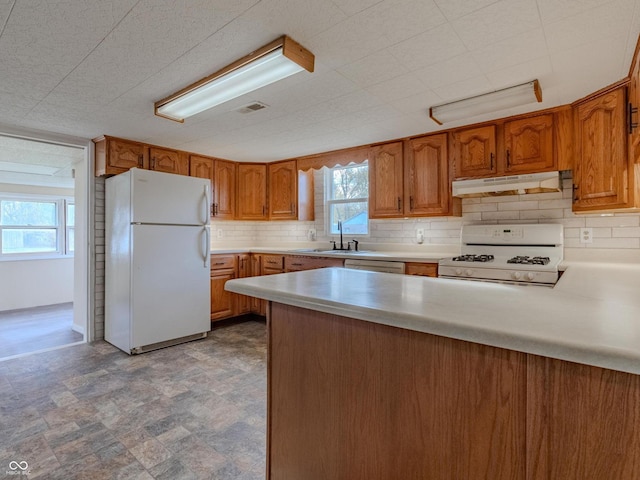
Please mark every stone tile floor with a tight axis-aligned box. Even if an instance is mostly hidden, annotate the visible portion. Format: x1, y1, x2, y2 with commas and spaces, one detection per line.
0, 319, 266, 479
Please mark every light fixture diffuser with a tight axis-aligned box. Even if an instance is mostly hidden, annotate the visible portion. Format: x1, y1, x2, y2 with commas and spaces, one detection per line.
155, 36, 314, 122
429, 80, 542, 125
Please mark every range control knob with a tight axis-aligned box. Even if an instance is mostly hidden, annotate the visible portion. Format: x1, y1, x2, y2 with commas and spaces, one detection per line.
512, 271, 522, 280
526, 272, 535, 281
455, 268, 463, 275
465, 269, 473, 276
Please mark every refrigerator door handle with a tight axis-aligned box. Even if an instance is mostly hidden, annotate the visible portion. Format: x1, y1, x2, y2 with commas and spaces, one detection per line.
202, 184, 210, 225
203, 227, 210, 268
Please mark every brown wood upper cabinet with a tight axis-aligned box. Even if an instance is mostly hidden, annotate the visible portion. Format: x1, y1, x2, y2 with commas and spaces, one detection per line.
237, 163, 268, 220
452, 114, 556, 179
503, 114, 554, 174
405, 133, 453, 216
94, 136, 146, 176
573, 85, 638, 211
149, 147, 189, 175
268, 160, 297, 220
368, 142, 404, 218
369, 136, 458, 218
452, 125, 497, 178
189, 155, 236, 219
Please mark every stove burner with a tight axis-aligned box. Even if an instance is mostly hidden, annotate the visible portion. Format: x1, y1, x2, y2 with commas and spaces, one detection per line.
507, 256, 550, 265
452, 254, 494, 263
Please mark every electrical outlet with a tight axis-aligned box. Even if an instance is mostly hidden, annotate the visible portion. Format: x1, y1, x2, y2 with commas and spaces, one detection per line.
416, 228, 425, 244
216, 229, 223, 239
580, 227, 593, 244
308, 228, 316, 241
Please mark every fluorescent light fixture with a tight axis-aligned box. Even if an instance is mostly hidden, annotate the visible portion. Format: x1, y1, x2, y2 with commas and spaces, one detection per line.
429, 80, 542, 125
155, 36, 314, 122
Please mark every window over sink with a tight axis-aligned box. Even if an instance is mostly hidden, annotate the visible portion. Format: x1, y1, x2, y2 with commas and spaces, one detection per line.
325, 162, 369, 235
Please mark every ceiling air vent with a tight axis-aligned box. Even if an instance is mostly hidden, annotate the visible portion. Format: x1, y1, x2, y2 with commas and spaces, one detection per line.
237, 102, 269, 114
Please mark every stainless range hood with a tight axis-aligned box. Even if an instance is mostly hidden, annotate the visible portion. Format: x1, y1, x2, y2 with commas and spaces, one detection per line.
452, 171, 562, 198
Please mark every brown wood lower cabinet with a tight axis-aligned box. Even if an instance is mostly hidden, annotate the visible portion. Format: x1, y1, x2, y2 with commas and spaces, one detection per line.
267, 302, 640, 480
210, 255, 236, 321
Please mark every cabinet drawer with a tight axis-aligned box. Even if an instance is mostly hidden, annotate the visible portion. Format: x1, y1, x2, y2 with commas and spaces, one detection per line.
285, 256, 344, 272
405, 262, 438, 277
263, 254, 285, 270
210, 255, 236, 270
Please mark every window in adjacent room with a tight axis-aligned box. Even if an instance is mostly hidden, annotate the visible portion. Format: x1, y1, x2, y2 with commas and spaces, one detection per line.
0, 196, 74, 258
325, 162, 369, 235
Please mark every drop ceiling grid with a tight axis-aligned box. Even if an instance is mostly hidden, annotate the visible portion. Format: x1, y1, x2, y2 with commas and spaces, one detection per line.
0, 0, 637, 163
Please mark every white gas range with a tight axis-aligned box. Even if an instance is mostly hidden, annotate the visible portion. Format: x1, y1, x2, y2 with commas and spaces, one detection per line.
438, 224, 563, 286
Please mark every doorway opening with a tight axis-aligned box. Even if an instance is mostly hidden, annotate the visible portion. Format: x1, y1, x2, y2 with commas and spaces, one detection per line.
0, 133, 89, 361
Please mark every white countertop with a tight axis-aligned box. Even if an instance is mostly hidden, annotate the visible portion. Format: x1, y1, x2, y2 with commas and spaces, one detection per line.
225, 264, 640, 375
211, 247, 454, 263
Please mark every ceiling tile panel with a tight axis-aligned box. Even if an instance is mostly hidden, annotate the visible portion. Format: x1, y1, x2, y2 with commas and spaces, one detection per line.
433, 0, 499, 21
544, 0, 635, 56
413, 52, 483, 89
388, 23, 468, 71
330, 0, 384, 16
451, 0, 541, 49
536, 0, 616, 23
471, 28, 548, 74
484, 56, 553, 89
356, 0, 446, 44
432, 74, 493, 103
365, 73, 430, 102
337, 50, 409, 87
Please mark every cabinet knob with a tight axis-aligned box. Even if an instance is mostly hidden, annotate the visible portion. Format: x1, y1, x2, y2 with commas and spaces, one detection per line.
397, 197, 401, 211
572, 184, 579, 202
490, 152, 495, 170
506, 150, 511, 168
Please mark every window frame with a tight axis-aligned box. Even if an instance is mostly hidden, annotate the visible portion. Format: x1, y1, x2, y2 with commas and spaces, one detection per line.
324, 162, 370, 237
0, 193, 75, 261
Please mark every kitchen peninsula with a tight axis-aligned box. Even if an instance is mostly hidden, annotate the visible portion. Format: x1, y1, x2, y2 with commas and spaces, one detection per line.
226, 265, 640, 480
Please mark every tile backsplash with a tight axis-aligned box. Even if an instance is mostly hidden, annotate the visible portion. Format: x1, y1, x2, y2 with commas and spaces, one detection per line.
211, 171, 640, 251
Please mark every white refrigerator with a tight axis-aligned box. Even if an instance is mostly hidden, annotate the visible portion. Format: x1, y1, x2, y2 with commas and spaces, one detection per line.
105, 168, 211, 354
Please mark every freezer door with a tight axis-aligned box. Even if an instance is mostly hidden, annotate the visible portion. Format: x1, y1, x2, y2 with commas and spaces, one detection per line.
130, 224, 210, 349
130, 168, 211, 226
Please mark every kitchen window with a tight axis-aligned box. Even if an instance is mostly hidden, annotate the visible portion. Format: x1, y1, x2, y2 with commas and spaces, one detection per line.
0, 195, 74, 259
325, 162, 369, 235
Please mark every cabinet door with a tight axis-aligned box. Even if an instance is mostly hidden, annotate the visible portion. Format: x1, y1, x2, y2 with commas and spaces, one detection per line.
573, 88, 628, 211
210, 269, 235, 321
149, 147, 189, 175
250, 255, 266, 315
405, 134, 450, 216
369, 142, 404, 218
101, 137, 145, 175
213, 160, 236, 219
236, 254, 252, 315
190, 155, 214, 181
504, 114, 554, 174
629, 49, 640, 166
190, 155, 214, 215
237, 164, 268, 220
269, 160, 297, 220
453, 125, 496, 178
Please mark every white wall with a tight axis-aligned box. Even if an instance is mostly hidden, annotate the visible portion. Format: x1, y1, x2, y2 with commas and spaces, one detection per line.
0, 257, 74, 311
